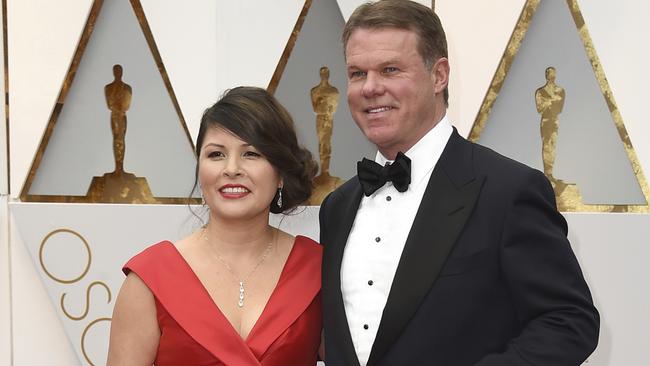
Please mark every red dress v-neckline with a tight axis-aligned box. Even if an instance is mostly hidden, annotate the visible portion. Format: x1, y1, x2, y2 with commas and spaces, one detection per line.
170, 237, 297, 344
124, 235, 322, 365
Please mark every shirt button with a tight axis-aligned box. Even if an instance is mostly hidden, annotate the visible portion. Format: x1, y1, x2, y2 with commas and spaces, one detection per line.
368, 280, 374, 286
363, 324, 369, 330
386, 196, 392, 201
375, 237, 381, 243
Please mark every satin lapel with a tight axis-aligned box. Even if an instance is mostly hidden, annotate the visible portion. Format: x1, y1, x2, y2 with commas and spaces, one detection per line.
367, 131, 485, 366
136, 243, 261, 366
246, 237, 321, 359
322, 179, 364, 366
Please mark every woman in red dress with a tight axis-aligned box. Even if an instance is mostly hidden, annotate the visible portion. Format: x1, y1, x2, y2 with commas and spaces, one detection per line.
107, 87, 321, 365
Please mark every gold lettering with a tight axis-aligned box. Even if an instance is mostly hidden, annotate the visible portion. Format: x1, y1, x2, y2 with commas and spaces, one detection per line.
81, 317, 112, 366
61, 281, 112, 321
39, 228, 91, 284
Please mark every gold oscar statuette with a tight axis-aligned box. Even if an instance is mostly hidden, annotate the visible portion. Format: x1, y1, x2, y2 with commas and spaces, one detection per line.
535, 66, 582, 210
308, 66, 344, 205
86, 64, 157, 203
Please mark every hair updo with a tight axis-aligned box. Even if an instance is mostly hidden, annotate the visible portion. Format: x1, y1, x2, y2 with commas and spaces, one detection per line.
193, 86, 317, 213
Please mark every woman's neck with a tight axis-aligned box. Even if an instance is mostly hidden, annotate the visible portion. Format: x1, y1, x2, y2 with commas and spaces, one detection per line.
203, 213, 275, 256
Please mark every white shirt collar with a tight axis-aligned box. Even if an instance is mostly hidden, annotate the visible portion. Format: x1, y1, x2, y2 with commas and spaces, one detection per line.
375, 114, 453, 191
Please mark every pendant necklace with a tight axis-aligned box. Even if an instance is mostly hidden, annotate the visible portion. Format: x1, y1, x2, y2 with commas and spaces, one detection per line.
203, 228, 273, 308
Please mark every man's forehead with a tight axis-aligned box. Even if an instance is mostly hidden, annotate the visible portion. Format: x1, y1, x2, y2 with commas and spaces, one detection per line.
345, 28, 419, 64
347, 26, 418, 41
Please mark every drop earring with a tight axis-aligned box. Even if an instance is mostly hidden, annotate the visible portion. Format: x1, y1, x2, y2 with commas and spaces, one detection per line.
277, 187, 283, 208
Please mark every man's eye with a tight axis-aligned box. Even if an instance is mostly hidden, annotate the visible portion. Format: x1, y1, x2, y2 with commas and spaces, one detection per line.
349, 70, 366, 79
383, 67, 398, 74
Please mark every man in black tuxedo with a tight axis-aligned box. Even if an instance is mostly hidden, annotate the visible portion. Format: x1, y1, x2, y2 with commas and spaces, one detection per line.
319, 1, 599, 365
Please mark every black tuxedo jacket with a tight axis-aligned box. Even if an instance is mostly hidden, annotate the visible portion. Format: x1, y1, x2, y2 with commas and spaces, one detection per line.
319, 130, 599, 366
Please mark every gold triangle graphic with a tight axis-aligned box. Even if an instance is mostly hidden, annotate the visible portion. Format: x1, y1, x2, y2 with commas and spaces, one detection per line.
468, 0, 649, 213
267, 0, 313, 95
268, 0, 435, 93
267, 0, 345, 206
20, 0, 199, 204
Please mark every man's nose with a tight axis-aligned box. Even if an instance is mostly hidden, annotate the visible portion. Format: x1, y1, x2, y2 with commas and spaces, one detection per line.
362, 72, 385, 98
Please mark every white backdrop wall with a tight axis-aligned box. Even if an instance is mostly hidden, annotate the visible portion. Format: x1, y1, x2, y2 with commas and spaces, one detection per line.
1, 196, 10, 366
0, 0, 6, 196
2, 0, 649, 365
1, 2, 11, 365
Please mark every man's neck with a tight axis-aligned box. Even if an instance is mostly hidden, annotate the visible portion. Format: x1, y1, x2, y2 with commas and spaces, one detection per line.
378, 111, 447, 160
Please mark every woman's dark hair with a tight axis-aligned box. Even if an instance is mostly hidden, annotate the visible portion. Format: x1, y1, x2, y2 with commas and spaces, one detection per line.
193, 86, 317, 214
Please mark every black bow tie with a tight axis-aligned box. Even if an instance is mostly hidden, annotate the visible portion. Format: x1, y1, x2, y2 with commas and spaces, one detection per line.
357, 152, 411, 196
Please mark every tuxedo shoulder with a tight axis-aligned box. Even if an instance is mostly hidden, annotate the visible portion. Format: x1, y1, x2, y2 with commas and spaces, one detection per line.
318, 176, 359, 216
470, 141, 544, 180
463, 141, 555, 198
328, 176, 360, 199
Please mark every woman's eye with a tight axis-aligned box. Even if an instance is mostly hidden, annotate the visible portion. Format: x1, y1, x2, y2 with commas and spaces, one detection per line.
207, 151, 224, 159
243, 151, 261, 158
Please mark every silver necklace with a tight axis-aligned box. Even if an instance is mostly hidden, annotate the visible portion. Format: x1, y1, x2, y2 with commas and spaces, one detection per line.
202, 229, 273, 308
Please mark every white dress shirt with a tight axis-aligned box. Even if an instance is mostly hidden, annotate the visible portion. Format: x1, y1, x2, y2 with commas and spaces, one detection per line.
340, 115, 453, 365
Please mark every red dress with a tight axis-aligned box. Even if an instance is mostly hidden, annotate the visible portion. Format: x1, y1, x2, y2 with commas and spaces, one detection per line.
123, 236, 322, 365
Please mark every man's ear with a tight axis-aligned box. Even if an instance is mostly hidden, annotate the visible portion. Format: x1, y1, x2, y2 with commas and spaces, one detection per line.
431, 57, 450, 94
